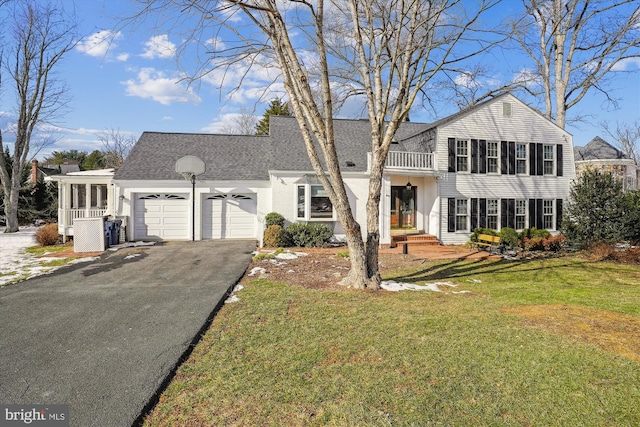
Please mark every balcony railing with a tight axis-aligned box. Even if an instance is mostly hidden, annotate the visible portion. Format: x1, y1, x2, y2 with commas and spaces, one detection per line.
368, 151, 436, 172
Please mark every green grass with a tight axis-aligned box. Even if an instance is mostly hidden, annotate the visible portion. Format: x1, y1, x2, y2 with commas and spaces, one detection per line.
144, 255, 640, 426
25, 245, 69, 256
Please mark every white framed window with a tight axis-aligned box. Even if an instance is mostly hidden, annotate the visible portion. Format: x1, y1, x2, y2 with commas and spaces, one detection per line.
515, 199, 527, 230
487, 199, 499, 230
487, 141, 499, 173
543, 199, 554, 229
456, 199, 468, 231
543, 145, 555, 175
456, 139, 469, 172
295, 184, 335, 220
516, 143, 527, 174
91, 184, 108, 209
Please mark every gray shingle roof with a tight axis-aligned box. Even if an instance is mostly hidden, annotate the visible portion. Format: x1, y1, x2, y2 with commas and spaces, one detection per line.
574, 136, 627, 161
114, 117, 431, 181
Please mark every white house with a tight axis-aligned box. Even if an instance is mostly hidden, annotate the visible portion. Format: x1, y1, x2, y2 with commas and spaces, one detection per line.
574, 136, 638, 191
50, 93, 575, 246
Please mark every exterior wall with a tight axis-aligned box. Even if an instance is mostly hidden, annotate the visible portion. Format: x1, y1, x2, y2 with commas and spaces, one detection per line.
268, 171, 370, 243
434, 94, 575, 245
575, 160, 638, 191
114, 179, 271, 241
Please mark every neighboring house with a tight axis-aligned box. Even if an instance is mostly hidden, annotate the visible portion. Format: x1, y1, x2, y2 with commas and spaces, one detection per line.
574, 136, 638, 191
50, 93, 575, 245
46, 169, 115, 240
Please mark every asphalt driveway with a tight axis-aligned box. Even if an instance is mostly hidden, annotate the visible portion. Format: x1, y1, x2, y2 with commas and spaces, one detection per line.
0, 240, 255, 427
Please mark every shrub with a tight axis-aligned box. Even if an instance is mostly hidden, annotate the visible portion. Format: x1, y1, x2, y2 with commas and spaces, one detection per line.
35, 223, 59, 246
498, 227, 519, 249
519, 227, 550, 241
285, 222, 333, 247
542, 234, 567, 252
263, 224, 286, 247
264, 212, 285, 228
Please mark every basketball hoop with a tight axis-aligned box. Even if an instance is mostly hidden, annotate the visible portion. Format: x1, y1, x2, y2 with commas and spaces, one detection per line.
175, 156, 206, 241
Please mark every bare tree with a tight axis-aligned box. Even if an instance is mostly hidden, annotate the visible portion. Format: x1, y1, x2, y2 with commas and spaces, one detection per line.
601, 120, 640, 165
0, 1, 76, 232
98, 128, 137, 169
233, 108, 259, 135
513, 0, 640, 129
132, 0, 498, 289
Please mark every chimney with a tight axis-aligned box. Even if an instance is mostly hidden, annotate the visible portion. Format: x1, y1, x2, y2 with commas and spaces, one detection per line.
31, 159, 38, 187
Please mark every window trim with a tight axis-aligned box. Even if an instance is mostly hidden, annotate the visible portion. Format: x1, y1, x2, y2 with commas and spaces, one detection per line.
516, 143, 528, 175
455, 199, 468, 232
515, 199, 527, 230
487, 141, 499, 174
295, 183, 336, 221
542, 199, 554, 229
543, 144, 555, 176
456, 139, 469, 173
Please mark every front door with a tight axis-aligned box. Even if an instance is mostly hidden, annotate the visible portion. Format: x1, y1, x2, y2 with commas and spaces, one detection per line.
391, 186, 416, 228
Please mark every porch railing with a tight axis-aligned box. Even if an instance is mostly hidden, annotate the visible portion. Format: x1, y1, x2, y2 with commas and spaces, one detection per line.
62, 208, 108, 226
368, 151, 436, 171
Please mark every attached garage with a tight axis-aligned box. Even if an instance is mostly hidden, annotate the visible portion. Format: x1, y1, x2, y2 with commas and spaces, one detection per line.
134, 194, 189, 240
202, 194, 257, 239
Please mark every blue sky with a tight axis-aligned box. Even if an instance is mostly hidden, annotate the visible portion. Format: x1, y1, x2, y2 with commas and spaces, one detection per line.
0, 0, 638, 161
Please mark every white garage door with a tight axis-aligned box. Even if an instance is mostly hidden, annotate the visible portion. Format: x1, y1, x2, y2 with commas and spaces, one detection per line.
134, 194, 189, 240
203, 194, 257, 239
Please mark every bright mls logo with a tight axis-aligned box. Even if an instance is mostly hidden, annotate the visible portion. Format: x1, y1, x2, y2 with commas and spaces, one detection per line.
1, 405, 68, 427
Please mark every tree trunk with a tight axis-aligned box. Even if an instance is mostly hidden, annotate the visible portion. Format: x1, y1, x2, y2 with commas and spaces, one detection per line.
364, 156, 385, 290
3, 186, 20, 233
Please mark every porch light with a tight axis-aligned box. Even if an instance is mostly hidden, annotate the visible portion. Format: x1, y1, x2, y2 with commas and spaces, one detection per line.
406, 181, 412, 190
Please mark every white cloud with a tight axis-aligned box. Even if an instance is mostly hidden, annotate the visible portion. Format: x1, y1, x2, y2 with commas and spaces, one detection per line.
162, 116, 173, 121
116, 53, 130, 62
122, 68, 202, 105
201, 112, 258, 133
611, 57, 640, 71
141, 35, 177, 59
206, 37, 226, 51
76, 30, 122, 58
512, 68, 542, 86
454, 72, 480, 89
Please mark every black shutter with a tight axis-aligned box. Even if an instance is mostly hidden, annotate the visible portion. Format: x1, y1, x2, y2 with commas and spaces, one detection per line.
508, 199, 515, 229
508, 142, 516, 175
479, 140, 487, 174
448, 138, 456, 172
529, 143, 537, 176
471, 198, 478, 230
529, 199, 536, 229
471, 139, 478, 173
501, 141, 508, 175
536, 199, 543, 229
501, 199, 508, 228
479, 198, 487, 228
557, 144, 563, 176
448, 198, 456, 232
556, 199, 563, 230
536, 144, 544, 176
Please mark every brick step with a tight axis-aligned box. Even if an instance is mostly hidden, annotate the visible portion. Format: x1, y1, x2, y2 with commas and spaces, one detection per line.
391, 234, 440, 247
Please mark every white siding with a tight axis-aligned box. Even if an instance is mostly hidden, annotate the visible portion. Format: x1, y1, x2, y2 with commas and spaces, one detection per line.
434, 94, 575, 244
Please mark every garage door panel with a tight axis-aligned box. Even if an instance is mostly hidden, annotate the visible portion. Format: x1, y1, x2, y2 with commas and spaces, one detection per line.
203, 194, 256, 240
134, 194, 189, 240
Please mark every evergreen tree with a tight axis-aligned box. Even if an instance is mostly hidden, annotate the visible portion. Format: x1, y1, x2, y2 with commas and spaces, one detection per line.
255, 98, 291, 136
562, 169, 626, 247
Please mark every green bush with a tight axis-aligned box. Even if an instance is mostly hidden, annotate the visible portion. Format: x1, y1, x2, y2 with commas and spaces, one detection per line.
519, 227, 550, 241
264, 212, 285, 228
498, 227, 519, 249
263, 224, 286, 247
285, 222, 333, 247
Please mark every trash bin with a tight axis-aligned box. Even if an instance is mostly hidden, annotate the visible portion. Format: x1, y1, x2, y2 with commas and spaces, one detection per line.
111, 220, 122, 246
104, 220, 113, 248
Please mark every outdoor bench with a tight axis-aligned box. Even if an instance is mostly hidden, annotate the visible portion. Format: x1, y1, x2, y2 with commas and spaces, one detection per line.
471, 234, 502, 253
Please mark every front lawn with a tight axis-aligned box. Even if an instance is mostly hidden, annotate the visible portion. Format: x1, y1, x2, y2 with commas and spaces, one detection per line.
144, 255, 640, 426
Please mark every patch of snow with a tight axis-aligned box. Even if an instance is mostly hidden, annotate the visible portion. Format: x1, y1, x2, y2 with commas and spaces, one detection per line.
466, 279, 482, 283
248, 267, 266, 276
108, 241, 156, 251
269, 260, 287, 266
124, 254, 141, 260
381, 280, 467, 293
69, 257, 99, 264
287, 270, 295, 273
224, 284, 244, 304
275, 252, 299, 260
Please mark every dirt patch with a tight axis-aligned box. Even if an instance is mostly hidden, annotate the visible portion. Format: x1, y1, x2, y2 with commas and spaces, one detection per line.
243, 247, 426, 290
503, 304, 640, 362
